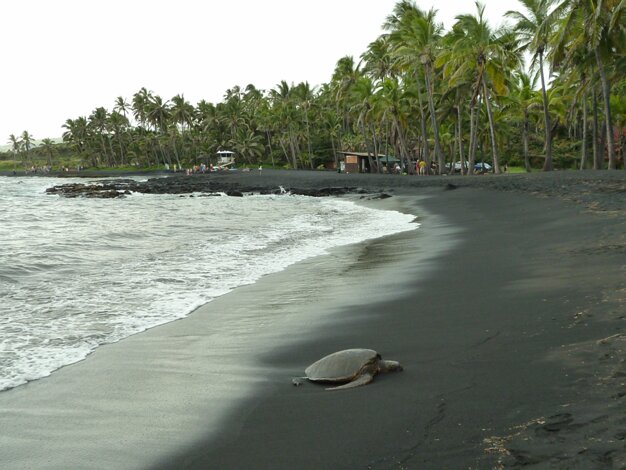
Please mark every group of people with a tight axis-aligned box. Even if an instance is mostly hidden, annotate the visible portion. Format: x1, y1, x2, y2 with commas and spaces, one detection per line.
380, 160, 438, 175
27, 165, 53, 173
166, 163, 220, 175
182, 163, 212, 175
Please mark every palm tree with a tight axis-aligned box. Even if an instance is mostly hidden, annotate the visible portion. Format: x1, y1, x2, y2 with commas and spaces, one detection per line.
331, 56, 361, 136
376, 77, 414, 173
114, 96, 131, 123
132, 87, 151, 130
553, 0, 624, 169
145, 94, 171, 166
145, 95, 170, 133
62, 117, 88, 156
8, 134, 21, 170
88, 107, 112, 165
362, 35, 396, 81
21, 131, 35, 166
170, 94, 194, 134
350, 75, 379, 172
170, 94, 194, 163
387, 3, 446, 172
506, 0, 559, 171
443, 2, 521, 174
555, 47, 598, 169
270, 80, 301, 168
108, 111, 129, 166
231, 129, 264, 164
508, 70, 539, 171
293, 82, 316, 168
39, 138, 56, 167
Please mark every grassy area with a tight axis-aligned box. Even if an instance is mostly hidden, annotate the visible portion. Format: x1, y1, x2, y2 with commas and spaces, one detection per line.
505, 166, 530, 174
0, 160, 21, 171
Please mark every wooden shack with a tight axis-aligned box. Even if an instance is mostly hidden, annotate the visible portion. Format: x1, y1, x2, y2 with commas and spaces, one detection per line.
337, 151, 400, 173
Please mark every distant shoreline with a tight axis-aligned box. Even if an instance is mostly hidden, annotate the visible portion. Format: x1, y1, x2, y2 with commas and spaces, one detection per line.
0, 168, 173, 178
9, 167, 622, 214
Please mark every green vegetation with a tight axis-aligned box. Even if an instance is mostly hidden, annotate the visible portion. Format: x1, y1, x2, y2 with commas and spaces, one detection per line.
4, 0, 625, 174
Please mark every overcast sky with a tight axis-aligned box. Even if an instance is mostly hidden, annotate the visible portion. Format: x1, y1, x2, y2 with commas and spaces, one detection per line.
1, 0, 524, 141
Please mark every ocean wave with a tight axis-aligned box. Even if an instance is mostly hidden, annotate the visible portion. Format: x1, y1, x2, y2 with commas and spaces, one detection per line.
0, 177, 417, 391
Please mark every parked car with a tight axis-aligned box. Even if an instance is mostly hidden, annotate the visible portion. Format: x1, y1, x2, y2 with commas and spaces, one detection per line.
445, 161, 468, 173
474, 162, 492, 173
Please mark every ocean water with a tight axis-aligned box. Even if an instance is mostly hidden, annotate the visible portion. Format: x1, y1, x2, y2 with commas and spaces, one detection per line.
0, 176, 417, 392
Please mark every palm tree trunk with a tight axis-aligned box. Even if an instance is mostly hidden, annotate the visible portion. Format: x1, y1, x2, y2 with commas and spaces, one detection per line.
288, 130, 298, 169
457, 105, 465, 172
468, 103, 478, 175
108, 137, 118, 166
539, 52, 553, 171
371, 123, 382, 173
523, 111, 531, 172
171, 141, 182, 169
414, 75, 431, 165
592, 86, 601, 169
368, 122, 381, 173
278, 138, 290, 165
594, 48, 616, 169
482, 80, 501, 174
358, 118, 370, 171
330, 134, 338, 171
304, 109, 314, 169
393, 116, 412, 174
265, 130, 276, 168
118, 136, 125, 166
580, 87, 588, 170
99, 135, 109, 167
424, 65, 444, 173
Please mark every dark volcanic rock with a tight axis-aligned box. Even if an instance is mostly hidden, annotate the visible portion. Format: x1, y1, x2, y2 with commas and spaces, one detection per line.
45, 183, 132, 198
46, 175, 364, 199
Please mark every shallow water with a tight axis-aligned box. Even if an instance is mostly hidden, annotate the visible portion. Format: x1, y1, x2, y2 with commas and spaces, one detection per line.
0, 176, 417, 391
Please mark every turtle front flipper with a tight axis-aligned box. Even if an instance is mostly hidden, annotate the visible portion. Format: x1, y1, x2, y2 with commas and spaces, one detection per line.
325, 372, 374, 391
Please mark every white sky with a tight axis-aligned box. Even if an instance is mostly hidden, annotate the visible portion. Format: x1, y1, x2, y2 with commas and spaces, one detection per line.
1, 0, 523, 141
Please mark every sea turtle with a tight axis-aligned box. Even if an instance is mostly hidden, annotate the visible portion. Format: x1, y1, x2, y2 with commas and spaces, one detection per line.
299, 348, 403, 391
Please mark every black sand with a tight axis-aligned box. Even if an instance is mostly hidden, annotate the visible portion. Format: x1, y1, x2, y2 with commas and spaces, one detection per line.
152, 170, 625, 469
1, 170, 624, 469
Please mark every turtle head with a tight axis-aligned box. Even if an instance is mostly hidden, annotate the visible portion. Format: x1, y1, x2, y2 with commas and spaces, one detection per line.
379, 360, 403, 373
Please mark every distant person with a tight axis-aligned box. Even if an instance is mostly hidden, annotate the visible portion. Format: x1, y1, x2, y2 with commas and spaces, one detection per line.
258, 165, 263, 174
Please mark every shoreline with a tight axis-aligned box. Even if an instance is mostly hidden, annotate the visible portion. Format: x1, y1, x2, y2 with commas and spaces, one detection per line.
1, 171, 624, 468
153, 182, 624, 469
0, 194, 443, 469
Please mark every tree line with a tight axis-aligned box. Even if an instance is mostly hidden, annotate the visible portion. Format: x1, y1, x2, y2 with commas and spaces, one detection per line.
6, 0, 625, 173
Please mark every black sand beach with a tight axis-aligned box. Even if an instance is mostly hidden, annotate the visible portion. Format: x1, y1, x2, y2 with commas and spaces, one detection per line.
1, 170, 624, 469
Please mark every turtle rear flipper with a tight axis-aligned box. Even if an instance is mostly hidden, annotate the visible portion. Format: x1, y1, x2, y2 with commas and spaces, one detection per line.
325, 372, 374, 391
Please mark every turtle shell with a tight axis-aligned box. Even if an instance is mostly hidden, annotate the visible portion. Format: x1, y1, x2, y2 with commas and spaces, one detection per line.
305, 349, 379, 383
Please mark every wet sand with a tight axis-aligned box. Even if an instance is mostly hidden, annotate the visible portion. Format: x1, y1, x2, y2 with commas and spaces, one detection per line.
1, 171, 624, 468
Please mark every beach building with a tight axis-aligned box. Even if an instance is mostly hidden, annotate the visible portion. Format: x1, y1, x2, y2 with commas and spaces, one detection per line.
337, 151, 400, 173
216, 150, 236, 169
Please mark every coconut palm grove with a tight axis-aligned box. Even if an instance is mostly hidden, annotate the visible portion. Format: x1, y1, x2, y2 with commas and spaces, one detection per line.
4, 0, 626, 173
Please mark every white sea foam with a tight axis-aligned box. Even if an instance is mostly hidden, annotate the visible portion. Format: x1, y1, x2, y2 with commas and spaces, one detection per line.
0, 177, 417, 391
